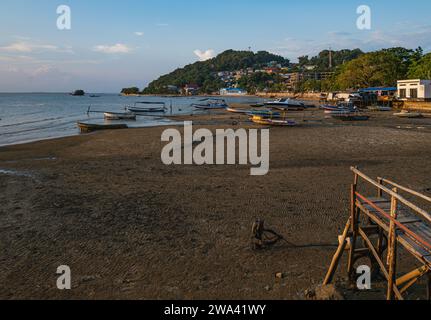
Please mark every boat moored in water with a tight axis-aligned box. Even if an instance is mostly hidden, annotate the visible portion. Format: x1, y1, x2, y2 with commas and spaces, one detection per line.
192, 98, 228, 110
104, 112, 136, 120
127, 101, 168, 113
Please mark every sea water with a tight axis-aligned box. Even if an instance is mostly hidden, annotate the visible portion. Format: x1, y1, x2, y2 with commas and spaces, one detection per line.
0, 93, 264, 147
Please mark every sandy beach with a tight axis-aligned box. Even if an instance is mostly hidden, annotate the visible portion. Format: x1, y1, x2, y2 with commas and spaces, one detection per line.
1, 106, 431, 300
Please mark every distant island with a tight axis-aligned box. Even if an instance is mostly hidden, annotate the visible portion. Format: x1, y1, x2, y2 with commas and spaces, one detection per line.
70, 90, 86, 96
122, 47, 431, 95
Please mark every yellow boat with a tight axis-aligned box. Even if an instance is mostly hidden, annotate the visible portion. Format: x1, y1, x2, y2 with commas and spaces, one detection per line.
251, 115, 297, 127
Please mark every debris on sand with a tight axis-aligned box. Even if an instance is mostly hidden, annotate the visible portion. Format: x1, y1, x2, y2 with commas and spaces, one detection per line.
305, 284, 344, 300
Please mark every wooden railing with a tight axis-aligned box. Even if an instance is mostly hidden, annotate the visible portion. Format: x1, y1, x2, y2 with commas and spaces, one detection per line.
324, 167, 431, 300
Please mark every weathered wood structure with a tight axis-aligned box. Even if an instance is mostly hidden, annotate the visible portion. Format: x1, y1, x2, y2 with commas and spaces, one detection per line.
324, 167, 431, 300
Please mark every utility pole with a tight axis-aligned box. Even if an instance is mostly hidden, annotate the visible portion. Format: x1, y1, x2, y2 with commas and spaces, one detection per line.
329, 47, 333, 69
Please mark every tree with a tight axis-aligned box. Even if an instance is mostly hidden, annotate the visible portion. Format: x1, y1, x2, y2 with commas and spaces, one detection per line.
335, 50, 408, 89
121, 87, 140, 95
408, 53, 431, 79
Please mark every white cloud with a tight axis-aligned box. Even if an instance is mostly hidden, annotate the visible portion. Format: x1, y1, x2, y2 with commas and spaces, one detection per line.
134, 32, 144, 37
194, 49, 215, 61
0, 42, 59, 53
93, 43, 132, 54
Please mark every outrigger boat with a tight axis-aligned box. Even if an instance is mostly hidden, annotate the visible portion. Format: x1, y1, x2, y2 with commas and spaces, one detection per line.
104, 112, 136, 120
264, 98, 305, 111
331, 114, 370, 121
247, 110, 282, 118
77, 122, 128, 133
192, 98, 228, 110
225, 107, 251, 114
393, 111, 423, 118
127, 101, 167, 113
251, 115, 297, 127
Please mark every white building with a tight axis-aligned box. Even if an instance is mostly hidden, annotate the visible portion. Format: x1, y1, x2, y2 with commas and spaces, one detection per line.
219, 88, 248, 96
397, 79, 431, 101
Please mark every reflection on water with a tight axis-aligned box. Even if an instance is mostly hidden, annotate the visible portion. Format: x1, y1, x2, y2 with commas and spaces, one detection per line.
0, 93, 264, 147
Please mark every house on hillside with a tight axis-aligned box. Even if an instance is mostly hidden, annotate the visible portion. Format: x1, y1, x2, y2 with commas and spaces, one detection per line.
183, 84, 200, 95
397, 79, 431, 101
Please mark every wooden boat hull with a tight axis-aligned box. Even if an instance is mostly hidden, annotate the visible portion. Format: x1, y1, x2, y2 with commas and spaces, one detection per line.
251, 116, 297, 127
192, 104, 227, 110
77, 122, 128, 133
128, 107, 166, 113
394, 112, 423, 118
104, 112, 136, 120
226, 107, 250, 114
331, 114, 370, 121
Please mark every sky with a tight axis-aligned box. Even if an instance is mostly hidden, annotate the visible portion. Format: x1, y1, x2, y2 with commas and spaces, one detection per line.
0, 0, 431, 92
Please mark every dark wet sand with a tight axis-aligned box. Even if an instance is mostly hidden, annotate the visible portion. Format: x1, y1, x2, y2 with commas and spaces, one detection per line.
1, 107, 431, 300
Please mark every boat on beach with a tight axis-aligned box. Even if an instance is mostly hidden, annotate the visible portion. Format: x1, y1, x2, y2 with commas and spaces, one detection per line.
393, 111, 423, 118
77, 122, 128, 133
264, 98, 305, 111
247, 110, 282, 118
127, 102, 167, 113
251, 115, 297, 127
331, 113, 370, 121
226, 107, 251, 114
192, 98, 228, 110
367, 105, 392, 112
104, 112, 136, 120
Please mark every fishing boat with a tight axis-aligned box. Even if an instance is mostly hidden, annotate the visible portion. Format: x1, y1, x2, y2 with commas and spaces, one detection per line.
264, 98, 305, 111
367, 105, 392, 112
331, 112, 370, 121
251, 115, 297, 127
104, 112, 136, 120
225, 107, 251, 114
393, 111, 423, 118
247, 110, 282, 118
127, 102, 167, 113
192, 98, 228, 110
77, 122, 128, 133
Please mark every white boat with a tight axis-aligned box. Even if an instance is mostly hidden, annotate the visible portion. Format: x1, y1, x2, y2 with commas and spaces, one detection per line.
394, 111, 423, 118
128, 101, 167, 113
192, 98, 228, 110
104, 112, 136, 120
264, 98, 305, 111
225, 107, 251, 114
367, 106, 392, 112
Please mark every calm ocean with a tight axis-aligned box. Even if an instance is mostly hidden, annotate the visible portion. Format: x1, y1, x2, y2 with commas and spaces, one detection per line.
0, 93, 264, 147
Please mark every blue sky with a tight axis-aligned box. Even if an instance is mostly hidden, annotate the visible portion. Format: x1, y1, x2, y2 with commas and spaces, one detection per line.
1, 0, 431, 92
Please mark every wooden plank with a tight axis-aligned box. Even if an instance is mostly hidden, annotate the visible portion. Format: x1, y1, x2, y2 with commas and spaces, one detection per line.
323, 218, 352, 285
380, 177, 431, 203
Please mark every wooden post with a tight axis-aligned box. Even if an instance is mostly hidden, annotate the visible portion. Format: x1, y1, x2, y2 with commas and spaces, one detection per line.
387, 188, 398, 300
323, 218, 352, 285
377, 177, 383, 198
347, 184, 358, 279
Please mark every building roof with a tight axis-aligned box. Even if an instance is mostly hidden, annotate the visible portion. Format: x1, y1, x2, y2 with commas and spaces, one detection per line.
221, 88, 246, 91
358, 87, 397, 92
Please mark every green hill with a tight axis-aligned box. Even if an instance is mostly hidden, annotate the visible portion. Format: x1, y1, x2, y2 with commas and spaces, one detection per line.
142, 50, 290, 94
